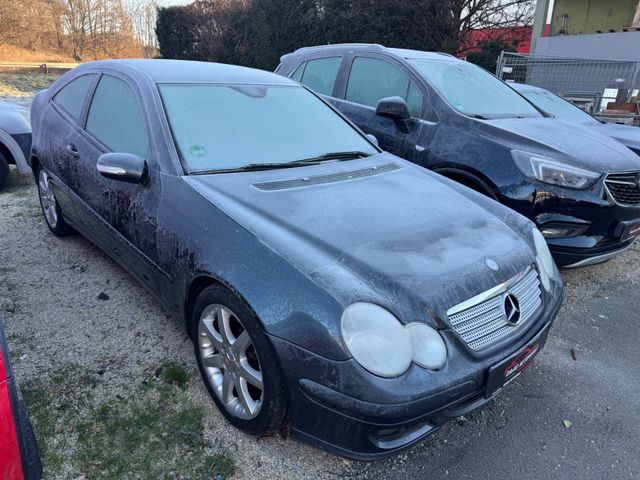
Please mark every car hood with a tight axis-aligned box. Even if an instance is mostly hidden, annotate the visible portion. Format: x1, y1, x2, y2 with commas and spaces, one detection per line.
589, 122, 640, 152
476, 117, 640, 172
184, 154, 535, 324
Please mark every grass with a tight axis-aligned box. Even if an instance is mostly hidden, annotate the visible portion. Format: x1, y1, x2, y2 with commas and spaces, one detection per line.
160, 360, 191, 389
22, 363, 236, 479
0, 44, 74, 63
0, 264, 23, 315
0, 72, 61, 97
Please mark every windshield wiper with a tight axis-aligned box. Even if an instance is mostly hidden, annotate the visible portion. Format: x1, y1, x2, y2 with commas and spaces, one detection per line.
299, 151, 373, 162
191, 151, 373, 174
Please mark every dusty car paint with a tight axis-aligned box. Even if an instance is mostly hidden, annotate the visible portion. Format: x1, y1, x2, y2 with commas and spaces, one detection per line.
30, 59, 563, 459
510, 82, 640, 155
277, 45, 640, 268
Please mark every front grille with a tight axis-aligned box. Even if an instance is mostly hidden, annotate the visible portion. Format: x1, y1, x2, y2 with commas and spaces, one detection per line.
605, 173, 640, 206
448, 268, 542, 351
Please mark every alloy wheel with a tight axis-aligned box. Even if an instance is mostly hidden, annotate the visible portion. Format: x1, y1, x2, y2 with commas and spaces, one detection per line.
198, 304, 264, 420
38, 169, 58, 229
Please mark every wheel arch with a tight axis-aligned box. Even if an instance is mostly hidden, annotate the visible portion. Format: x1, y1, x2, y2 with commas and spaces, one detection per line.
185, 274, 238, 337
30, 154, 40, 177
0, 129, 29, 174
434, 166, 499, 200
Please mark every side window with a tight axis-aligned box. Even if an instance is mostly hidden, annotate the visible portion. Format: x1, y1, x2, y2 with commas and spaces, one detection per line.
407, 82, 423, 118
290, 62, 306, 82
299, 57, 342, 96
86, 75, 148, 157
52, 74, 96, 122
346, 57, 423, 118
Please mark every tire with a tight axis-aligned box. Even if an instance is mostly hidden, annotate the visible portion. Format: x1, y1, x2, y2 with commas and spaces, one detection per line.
191, 284, 288, 436
0, 152, 9, 192
36, 166, 74, 236
15, 385, 43, 480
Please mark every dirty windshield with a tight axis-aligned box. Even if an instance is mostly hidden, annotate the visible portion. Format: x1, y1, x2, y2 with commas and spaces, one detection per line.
159, 84, 377, 173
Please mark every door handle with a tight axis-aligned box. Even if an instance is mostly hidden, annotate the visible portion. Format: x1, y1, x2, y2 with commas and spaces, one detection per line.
66, 143, 79, 157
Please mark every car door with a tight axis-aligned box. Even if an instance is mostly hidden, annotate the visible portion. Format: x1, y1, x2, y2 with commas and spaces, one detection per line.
331, 55, 425, 156
44, 73, 98, 220
70, 73, 163, 292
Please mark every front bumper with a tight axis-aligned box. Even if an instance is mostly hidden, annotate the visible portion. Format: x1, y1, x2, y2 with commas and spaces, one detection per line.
503, 178, 640, 268
269, 283, 563, 460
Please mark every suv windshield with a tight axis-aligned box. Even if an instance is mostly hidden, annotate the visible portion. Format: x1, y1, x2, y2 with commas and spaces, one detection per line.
519, 89, 599, 125
410, 60, 542, 119
159, 84, 377, 173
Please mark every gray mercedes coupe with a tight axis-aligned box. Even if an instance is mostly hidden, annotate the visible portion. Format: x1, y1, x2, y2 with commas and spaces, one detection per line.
29, 59, 563, 459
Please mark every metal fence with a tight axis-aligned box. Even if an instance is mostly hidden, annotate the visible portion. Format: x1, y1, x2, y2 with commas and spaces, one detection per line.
496, 52, 640, 114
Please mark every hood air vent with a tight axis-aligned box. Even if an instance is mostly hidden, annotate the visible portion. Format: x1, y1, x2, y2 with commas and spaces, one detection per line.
252, 163, 400, 191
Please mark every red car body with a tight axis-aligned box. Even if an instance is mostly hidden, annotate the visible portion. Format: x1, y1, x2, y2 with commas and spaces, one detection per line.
0, 318, 42, 479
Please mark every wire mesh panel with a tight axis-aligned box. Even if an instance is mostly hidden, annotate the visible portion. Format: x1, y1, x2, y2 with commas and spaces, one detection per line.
496, 52, 640, 113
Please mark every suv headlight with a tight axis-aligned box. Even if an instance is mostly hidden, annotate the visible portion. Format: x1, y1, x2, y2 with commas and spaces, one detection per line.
533, 228, 555, 291
341, 303, 447, 378
512, 151, 600, 189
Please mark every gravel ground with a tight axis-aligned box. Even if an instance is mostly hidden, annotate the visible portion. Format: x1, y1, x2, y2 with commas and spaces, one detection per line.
1, 138, 639, 478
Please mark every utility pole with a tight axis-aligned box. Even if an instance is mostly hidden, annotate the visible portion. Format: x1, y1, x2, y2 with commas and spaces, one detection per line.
530, 0, 551, 54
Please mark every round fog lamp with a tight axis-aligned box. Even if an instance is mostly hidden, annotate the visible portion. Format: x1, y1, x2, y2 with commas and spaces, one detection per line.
406, 323, 447, 370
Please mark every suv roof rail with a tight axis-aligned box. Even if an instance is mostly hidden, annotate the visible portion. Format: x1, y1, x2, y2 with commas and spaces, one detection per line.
293, 43, 385, 54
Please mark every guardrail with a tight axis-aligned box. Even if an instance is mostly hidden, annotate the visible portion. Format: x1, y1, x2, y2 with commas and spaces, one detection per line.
0, 61, 79, 73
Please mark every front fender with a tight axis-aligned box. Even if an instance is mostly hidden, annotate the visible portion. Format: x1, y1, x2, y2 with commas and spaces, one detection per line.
0, 129, 30, 174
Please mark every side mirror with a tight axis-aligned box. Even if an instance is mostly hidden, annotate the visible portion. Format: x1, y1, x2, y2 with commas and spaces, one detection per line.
375, 96, 411, 121
366, 134, 379, 146
97, 152, 147, 184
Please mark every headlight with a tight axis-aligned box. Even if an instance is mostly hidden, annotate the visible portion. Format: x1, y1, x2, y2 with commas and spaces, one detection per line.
512, 151, 599, 189
532, 228, 555, 291
341, 303, 447, 377
406, 323, 447, 370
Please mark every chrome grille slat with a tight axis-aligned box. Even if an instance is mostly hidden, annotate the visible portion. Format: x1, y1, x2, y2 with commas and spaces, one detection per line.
448, 267, 543, 351
460, 319, 508, 342
455, 307, 503, 334
449, 296, 502, 326
468, 326, 513, 350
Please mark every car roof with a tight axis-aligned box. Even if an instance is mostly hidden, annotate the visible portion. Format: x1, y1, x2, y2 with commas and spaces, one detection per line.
285, 43, 458, 62
74, 59, 297, 85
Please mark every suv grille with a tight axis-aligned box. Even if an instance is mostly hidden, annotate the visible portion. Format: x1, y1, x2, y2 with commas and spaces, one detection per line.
605, 173, 640, 206
447, 267, 542, 351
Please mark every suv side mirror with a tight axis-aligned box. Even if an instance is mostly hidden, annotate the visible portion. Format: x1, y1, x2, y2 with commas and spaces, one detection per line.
375, 96, 411, 121
97, 152, 147, 184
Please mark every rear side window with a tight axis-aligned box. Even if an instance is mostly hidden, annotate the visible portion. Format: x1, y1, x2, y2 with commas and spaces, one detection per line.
86, 75, 148, 157
346, 57, 422, 117
52, 74, 96, 122
290, 62, 305, 82
299, 57, 342, 96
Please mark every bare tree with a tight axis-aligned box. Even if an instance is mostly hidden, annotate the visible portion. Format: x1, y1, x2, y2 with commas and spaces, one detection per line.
448, 0, 535, 51
129, 0, 160, 56
0, 0, 143, 60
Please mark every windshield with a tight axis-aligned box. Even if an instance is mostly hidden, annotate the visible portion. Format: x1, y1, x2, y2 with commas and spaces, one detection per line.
520, 89, 599, 125
410, 60, 542, 119
159, 84, 377, 173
